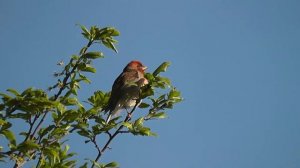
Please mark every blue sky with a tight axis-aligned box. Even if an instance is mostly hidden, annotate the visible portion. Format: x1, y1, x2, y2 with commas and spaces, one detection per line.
1, 0, 300, 168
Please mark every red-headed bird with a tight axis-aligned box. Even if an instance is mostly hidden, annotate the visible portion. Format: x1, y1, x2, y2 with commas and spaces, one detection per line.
105, 60, 148, 123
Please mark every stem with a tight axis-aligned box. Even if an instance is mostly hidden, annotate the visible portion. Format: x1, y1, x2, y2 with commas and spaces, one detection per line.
30, 42, 91, 140
91, 136, 102, 163
36, 154, 43, 168
22, 115, 38, 141
13, 40, 93, 168
91, 99, 140, 168
10, 115, 40, 168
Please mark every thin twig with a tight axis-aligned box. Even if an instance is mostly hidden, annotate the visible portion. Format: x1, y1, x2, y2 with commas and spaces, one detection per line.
105, 131, 112, 138
13, 40, 93, 168
26, 115, 39, 141
118, 131, 130, 134
91, 136, 102, 156
91, 99, 141, 168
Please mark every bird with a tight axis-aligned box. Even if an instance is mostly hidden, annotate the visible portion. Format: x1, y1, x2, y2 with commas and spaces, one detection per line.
104, 60, 148, 123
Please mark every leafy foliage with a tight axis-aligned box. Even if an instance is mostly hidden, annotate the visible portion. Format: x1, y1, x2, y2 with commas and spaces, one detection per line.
0, 25, 182, 168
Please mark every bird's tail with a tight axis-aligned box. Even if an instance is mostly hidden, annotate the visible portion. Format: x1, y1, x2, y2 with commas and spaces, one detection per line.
105, 114, 112, 124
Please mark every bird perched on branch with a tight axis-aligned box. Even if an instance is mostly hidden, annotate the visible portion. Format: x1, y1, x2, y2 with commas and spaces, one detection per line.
105, 60, 148, 123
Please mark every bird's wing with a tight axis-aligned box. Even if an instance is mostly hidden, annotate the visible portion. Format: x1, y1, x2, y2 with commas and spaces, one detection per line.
105, 71, 139, 112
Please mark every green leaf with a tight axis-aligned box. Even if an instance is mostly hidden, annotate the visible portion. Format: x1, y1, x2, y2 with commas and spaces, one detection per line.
109, 41, 118, 53
70, 88, 78, 96
78, 64, 97, 73
52, 112, 58, 121
99, 27, 120, 37
123, 122, 133, 130
90, 26, 96, 38
88, 159, 103, 168
79, 74, 91, 84
1, 130, 16, 148
77, 129, 92, 138
168, 88, 182, 103
20, 87, 33, 96
144, 73, 155, 81
62, 110, 80, 123
139, 127, 157, 136
18, 140, 40, 152
102, 39, 118, 53
77, 24, 91, 40
139, 102, 150, 108
105, 162, 119, 168
64, 160, 77, 167
83, 65, 96, 73
0, 119, 6, 126
62, 145, 73, 158
62, 97, 78, 106
38, 125, 55, 138
140, 86, 154, 99
7, 88, 20, 96
19, 132, 29, 137
80, 47, 88, 55
1, 122, 12, 130
106, 27, 120, 36
153, 62, 171, 76
49, 127, 69, 139
82, 52, 104, 59
80, 25, 90, 35
56, 103, 66, 113
134, 117, 144, 127
0, 93, 12, 102
72, 55, 80, 60
43, 147, 59, 164
152, 112, 167, 119
155, 76, 171, 88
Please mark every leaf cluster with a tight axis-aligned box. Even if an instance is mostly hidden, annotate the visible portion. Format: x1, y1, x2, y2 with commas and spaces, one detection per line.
0, 25, 182, 168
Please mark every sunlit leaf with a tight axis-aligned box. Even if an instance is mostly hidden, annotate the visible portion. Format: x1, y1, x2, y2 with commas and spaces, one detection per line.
38, 125, 56, 138
7, 88, 20, 96
102, 39, 118, 53
78, 63, 96, 73
139, 102, 150, 108
123, 122, 133, 130
0, 119, 6, 126
134, 117, 144, 127
153, 62, 171, 76
77, 129, 92, 138
77, 24, 91, 40
18, 140, 40, 152
43, 147, 59, 164
168, 88, 183, 103
150, 112, 167, 119
1, 130, 16, 148
82, 52, 104, 59
21, 87, 33, 96
62, 97, 78, 106
105, 162, 119, 168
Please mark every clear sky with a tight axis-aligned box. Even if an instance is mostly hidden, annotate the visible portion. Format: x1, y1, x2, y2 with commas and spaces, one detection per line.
1, 0, 300, 168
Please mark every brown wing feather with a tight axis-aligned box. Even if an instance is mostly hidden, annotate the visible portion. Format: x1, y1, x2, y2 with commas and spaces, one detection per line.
105, 70, 139, 113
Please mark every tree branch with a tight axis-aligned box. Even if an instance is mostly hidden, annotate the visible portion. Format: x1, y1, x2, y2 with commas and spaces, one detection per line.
91, 99, 141, 168
13, 40, 93, 168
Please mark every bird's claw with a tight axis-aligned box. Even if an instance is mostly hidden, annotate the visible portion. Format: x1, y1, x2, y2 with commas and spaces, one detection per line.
127, 112, 132, 119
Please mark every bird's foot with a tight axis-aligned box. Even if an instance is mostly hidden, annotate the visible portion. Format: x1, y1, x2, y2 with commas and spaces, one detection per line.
127, 112, 132, 119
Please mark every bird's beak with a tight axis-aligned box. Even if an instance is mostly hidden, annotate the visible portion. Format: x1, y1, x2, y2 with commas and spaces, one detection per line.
142, 66, 148, 71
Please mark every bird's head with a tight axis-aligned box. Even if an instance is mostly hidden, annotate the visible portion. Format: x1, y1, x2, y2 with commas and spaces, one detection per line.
124, 60, 147, 73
